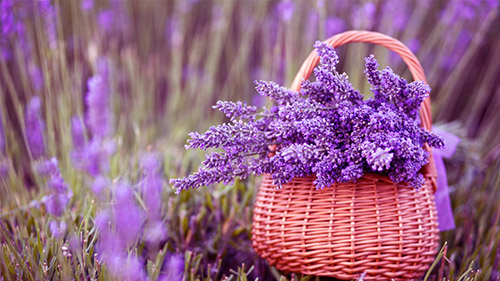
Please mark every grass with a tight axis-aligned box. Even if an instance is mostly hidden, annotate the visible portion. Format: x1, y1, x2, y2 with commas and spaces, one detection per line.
1, 1, 500, 280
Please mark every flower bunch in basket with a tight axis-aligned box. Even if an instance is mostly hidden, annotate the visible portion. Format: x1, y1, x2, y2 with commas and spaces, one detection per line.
171, 41, 444, 192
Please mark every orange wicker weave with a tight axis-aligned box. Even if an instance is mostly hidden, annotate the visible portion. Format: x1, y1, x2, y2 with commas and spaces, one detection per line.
251, 31, 440, 280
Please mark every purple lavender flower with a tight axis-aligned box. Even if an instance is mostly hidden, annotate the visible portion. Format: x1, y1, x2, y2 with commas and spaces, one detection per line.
97, 10, 115, 33
353, 2, 376, 29
38, 0, 57, 48
140, 152, 163, 218
95, 183, 148, 281
28, 63, 44, 92
144, 220, 167, 245
81, 0, 94, 10
172, 41, 445, 191
46, 193, 70, 217
381, 1, 409, 33
71, 113, 115, 177
254, 80, 298, 104
213, 101, 257, 121
114, 182, 144, 246
0, 0, 18, 60
36, 157, 70, 216
0, 160, 8, 179
275, 0, 295, 23
305, 10, 319, 41
91, 175, 109, 195
96, 1, 129, 35
407, 38, 421, 54
84, 138, 115, 176
1, 0, 15, 38
71, 116, 86, 149
159, 254, 184, 281
24, 96, 46, 160
85, 59, 111, 138
365, 147, 394, 172
325, 16, 346, 37
35, 157, 58, 177
49, 220, 67, 238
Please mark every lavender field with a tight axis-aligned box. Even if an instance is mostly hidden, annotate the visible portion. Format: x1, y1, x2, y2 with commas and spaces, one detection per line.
1, 1, 500, 280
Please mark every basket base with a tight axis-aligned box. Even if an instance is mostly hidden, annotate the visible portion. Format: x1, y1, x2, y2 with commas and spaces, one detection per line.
251, 174, 439, 280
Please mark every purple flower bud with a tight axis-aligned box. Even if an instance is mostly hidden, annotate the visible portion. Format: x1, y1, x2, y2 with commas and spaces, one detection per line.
407, 38, 421, 54
353, 2, 376, 29
49, 220, 67, 238
35, 157, 58, 177
325, 16, 346, 37
107, 255, 147, 281
47, 172, 68, 193
81, 0, 94, 10
97, 10, 114, 34
46, 193, 70, 217
1, 0, 15, 37
91, 175, 109, 195
95, 210, 111, 233
85, 138, 115, 176
144, 220, 167, 244
381, 1, 409, 33
140, 152, 163, 217
0, 159, 8, 179
28, 64, 43, 91
38, 0, 57, 48
213, 100, 257, 121
25, 96, 46, 160
159, 254, 184, 281
71, 116, 86, 149
114, 182, 144, 246
366, 147, 394, 172
275, 0, 295, 23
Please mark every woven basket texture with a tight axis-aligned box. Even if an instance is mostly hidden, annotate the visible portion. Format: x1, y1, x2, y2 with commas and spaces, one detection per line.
251, 31, 440, 280
252, 175, 439, 280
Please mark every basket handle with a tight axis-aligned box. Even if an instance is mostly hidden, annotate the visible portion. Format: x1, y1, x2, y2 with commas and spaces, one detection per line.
291, 30, 432, 132
291, 30, 438, 187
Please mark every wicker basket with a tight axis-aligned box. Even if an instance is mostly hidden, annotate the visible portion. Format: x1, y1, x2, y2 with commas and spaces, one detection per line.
251, 31, 440, 280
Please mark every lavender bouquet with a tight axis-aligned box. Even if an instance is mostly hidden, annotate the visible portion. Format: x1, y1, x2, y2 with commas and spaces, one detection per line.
171, 41, 444, 192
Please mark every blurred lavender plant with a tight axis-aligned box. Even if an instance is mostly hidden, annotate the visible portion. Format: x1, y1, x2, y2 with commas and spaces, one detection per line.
0, 0, 18, 60
158, 254, 184, 281
72, 59, 116, 179
24, 96, 45, 160
140, 152, 167, 244
22, 96, 71, 238
95, 181, 147, 280
38, 0, 57, 49
85, 59, 111, 139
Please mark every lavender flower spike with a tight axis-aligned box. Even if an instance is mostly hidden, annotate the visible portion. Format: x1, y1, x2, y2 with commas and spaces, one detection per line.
114, 182, 144, 246
85, 59, 111, 138
159, 254, 184, 281
140, 152, 163, 217
25, 96, 45, 160
71, 116, 86, 149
